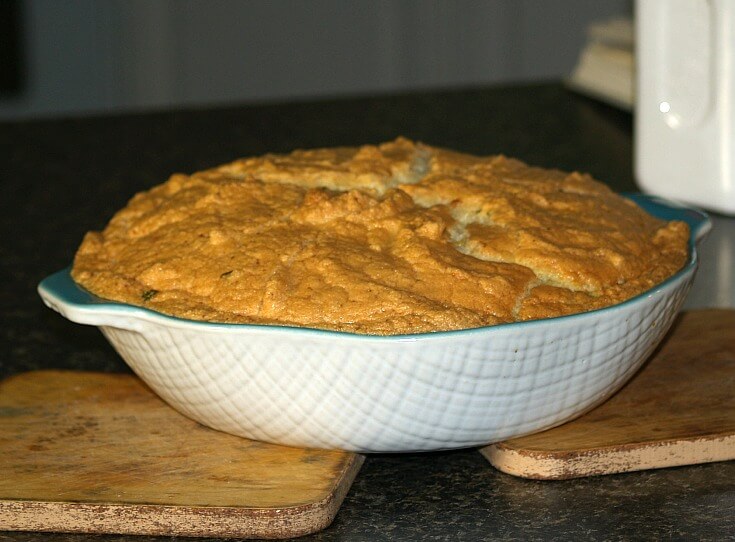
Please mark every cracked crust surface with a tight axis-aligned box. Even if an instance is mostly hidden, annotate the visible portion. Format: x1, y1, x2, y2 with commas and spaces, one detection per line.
71, 138, 689, 334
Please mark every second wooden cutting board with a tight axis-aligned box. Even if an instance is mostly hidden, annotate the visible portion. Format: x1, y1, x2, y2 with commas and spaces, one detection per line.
482, 309, 735, 479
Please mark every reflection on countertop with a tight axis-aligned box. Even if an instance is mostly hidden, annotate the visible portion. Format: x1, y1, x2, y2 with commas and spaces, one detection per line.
685, 213, 735, 310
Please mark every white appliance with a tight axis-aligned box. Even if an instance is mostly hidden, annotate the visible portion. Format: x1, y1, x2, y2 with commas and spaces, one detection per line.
636, 0, 735, 215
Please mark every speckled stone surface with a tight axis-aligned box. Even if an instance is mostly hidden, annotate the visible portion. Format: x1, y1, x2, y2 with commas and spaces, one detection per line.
2, 83, 734, 541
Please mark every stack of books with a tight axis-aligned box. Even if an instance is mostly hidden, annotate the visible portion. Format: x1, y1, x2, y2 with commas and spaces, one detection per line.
567, 17, 634, 110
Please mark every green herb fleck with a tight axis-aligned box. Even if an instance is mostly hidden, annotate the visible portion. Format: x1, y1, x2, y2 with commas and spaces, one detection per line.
141, 289, 159, 301
220, 270, 233, 279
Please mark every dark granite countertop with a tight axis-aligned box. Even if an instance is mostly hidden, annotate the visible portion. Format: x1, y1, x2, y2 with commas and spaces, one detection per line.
2, 83, 734, 541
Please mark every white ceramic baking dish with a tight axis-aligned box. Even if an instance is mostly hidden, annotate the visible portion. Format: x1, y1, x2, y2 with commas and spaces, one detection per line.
38, 194, 710, 453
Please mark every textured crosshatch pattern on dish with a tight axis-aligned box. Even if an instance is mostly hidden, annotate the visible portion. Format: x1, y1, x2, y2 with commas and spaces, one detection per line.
97, 275, 690, 452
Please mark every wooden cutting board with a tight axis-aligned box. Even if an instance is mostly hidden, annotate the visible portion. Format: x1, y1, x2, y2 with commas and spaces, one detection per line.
482, 309, 735, 479
0, 370, 364, 538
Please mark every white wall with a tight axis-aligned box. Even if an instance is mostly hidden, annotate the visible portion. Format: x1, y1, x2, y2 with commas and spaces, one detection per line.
0, 0, 631, 119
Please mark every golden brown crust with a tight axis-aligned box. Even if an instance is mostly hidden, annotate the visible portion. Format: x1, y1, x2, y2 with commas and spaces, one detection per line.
71, 138, 689, 334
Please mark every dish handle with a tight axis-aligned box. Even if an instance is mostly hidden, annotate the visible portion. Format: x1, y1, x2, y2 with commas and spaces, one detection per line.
623, 192, 712, 244
38, 268, 146, 332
